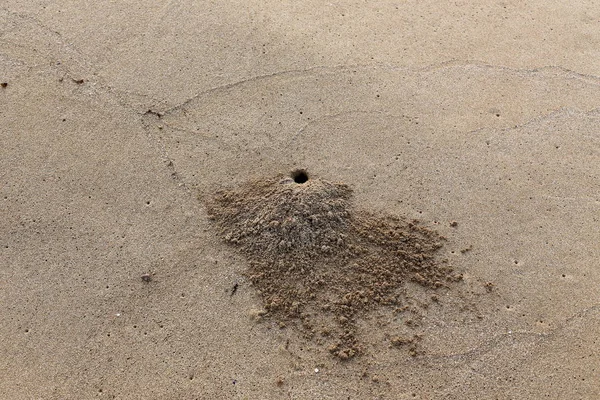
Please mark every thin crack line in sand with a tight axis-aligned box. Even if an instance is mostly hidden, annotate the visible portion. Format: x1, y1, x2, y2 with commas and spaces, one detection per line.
432, 303, 600, 397
4, 6, 600, 114
155, 106, 600, 157
141, 118, 246, 157
416, 58, 600, 84
149, 60, 600, 117
139, 116, 194, 195
289, 110, 418, 144
465, 106, 600, 139
145, 118, 229, 140
0, 12, 158, 118
7, 3, 600, 86
0, 11, 178, 190
419, 302, 600, 365
1, 7, 165, 117
151, 64, 384, 115
139, 116, 257, 191
6, 8, 600, 199
1, 7, 96, 70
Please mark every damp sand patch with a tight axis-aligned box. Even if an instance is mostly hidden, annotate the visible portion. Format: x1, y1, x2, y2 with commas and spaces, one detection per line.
205, 172, 462, 359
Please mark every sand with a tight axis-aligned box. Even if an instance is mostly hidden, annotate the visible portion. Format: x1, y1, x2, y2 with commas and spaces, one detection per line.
1, 1, 599, 399
205, 174, 459, 360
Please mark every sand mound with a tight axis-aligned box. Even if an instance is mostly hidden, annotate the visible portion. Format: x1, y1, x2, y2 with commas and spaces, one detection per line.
208, 173, 352, 256
206, 171, 459, 359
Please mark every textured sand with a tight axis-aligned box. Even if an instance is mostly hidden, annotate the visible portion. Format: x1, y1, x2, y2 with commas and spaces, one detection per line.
1, 1, 599, 399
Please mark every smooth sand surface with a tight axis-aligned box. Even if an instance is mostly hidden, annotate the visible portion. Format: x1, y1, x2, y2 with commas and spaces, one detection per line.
1, 1, 599, 399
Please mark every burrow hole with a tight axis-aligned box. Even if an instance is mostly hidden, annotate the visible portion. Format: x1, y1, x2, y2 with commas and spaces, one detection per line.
291, 169, 309, 184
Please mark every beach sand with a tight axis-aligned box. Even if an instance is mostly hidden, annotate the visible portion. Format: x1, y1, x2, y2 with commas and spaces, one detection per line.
1, 1, 599, 398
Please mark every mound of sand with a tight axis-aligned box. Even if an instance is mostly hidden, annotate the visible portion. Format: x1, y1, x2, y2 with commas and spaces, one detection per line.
206, 171, 459, 359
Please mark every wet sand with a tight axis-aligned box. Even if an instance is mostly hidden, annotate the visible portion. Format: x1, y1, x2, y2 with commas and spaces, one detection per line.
1, 1, 599, 398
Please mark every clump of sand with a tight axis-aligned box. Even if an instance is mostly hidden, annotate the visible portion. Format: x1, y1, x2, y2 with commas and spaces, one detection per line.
206, 171, 459, 359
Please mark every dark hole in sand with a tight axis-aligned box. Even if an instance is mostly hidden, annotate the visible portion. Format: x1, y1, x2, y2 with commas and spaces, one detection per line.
291, 169, 309, 184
